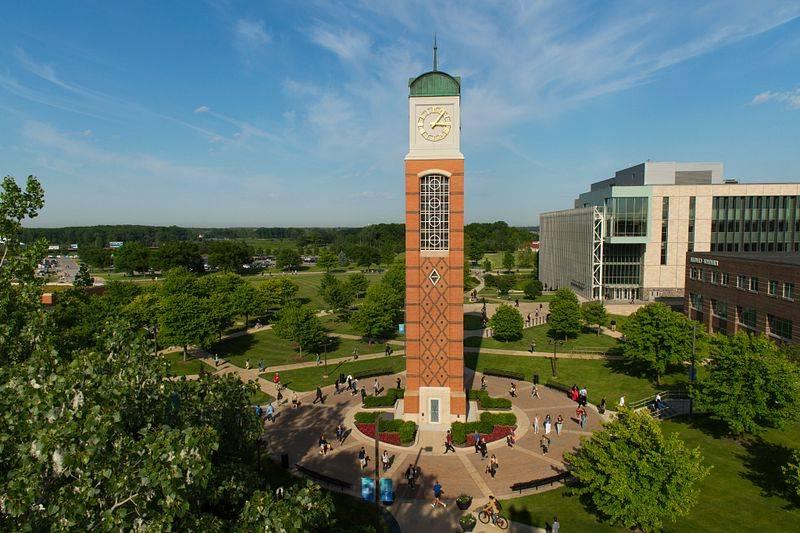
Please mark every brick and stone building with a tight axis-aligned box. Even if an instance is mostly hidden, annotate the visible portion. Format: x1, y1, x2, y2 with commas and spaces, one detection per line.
684, 251, 799, 344
403, 45, 466, 428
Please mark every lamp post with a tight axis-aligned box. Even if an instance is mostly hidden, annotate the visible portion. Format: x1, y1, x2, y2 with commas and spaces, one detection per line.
374, 412, 382, 531
689, 324, 697, 417
322, 338, 331, 378
548, 336, 565, 378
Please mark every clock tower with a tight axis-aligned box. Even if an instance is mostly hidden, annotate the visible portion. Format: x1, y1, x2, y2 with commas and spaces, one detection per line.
403, 41, 466, 428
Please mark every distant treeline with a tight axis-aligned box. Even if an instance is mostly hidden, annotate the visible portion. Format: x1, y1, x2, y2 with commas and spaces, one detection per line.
22, 221, 536, 260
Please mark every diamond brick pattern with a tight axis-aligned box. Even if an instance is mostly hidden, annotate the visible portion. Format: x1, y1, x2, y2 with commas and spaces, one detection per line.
419, 256, 450, 386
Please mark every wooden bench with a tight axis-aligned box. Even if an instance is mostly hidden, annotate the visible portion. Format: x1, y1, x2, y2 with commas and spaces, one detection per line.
510, 471, 571, 493
295, 463, 353, 491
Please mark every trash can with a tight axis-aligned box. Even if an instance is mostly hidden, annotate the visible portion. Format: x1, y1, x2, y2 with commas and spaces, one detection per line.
533, 374, 540, 385
281, 453, 289, 469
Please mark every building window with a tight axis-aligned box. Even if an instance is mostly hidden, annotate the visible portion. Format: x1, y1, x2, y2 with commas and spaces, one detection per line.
660, 197, 669, 265
712, 299, 728, 320
749, 277, 759, 293
689, 292, 703, 310
768, 280, 778, 296
710, 271, 719, 284
419, 174, 449, 251
768, 314, 793, 340
606, 197, 649, 237
738, 307, 757, 329
721, 272, 729, 286
783, 282, 795, 301
688, 196, 696, 252
736, 275, 747, 289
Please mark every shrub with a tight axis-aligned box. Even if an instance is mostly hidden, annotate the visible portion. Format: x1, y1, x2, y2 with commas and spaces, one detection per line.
450, 413, 517, 445
354, 411, 390, 424
467, 390, 512, 410
362, 388, 404, 408
354, 414, 417, 444
482, 368, 525, 381
523, 279, 543, 300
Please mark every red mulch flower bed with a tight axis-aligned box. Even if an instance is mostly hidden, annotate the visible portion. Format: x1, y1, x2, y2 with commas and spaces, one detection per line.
355, 423, 402, 446
466, 425, 517, 446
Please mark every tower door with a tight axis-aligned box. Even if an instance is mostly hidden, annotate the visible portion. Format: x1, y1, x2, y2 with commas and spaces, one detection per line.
430, 399, 440, 423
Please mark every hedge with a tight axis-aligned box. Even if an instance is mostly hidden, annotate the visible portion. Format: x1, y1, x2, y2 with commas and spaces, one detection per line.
354, 411, 417, 444
352, 367, 395, 380
482, 367, 525, 381
362, 388, 404, 408
467, 390, 512, 409
451, 412, 517, 445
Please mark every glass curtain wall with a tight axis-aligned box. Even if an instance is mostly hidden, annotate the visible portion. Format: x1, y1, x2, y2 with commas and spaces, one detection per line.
605, 197, 648, 237
602, 243, 644, 300
711, 195, 800, 252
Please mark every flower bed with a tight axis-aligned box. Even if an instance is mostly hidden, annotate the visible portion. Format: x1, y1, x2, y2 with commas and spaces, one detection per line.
465, 425, 516, 446
354, 411, 417, 445
355, 423, 402, 446
451, 412, 517, 445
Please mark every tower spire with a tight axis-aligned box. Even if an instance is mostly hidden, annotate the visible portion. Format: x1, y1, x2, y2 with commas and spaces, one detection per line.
433, 34, 438, 71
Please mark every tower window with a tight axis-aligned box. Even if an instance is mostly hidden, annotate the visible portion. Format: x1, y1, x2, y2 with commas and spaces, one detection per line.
420, 174, 450, 251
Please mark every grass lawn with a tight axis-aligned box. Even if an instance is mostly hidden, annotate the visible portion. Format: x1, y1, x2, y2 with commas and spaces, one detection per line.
466, 353, 689, 404
464, 313, 484, 330
211, 329, 386, 369
607, 313, 629, 331
164, 351, 215, 376
501, 418, 800, 532
278, 355, 406, 391
250, 389, 274, 405
319, 314, 405, 341
465, 323, 620, 354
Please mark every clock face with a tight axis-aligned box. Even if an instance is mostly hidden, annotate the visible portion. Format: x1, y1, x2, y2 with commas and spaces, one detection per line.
417, 106, 452, 142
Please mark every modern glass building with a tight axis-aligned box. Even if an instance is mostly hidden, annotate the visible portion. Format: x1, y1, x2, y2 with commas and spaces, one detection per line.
539, 161, 800, 301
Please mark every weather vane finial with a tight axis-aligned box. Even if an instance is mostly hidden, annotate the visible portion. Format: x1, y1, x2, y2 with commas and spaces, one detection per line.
433, 34, 438, 71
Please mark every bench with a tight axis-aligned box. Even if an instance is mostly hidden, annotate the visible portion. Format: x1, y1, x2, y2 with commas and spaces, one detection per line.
482, 368, 525, 381
509, 471, 571, 493
295, 463, 353, 491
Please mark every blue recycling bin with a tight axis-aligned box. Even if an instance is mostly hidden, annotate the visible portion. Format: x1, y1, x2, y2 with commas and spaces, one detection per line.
380, 477, 394, 505
360, 477, 375, 502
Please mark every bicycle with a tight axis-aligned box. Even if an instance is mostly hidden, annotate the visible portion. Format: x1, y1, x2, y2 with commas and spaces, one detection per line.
478, 510, 508, 529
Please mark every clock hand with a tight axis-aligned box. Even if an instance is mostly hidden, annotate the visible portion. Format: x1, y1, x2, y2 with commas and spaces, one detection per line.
431, 111, 445, 127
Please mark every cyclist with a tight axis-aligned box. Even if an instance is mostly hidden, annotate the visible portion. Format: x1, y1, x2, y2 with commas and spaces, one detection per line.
483, 495, 502, 525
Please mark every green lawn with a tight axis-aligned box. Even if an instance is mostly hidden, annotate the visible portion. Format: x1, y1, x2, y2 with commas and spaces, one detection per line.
211, 329, 386, 369
465, 323, 620, 354
246, 271, 382, 310
164, 351, 215, 376
250, 389, 274, 405
278, 355, 406, 391
319, 314, 405, 341
501, 418, 800, 532
466, 353, 689, 404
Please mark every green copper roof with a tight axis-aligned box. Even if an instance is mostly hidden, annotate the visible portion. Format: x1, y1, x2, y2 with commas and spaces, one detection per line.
408, 71, 461, 97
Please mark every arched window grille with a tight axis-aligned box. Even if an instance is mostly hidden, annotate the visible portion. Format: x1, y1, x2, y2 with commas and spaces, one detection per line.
420, 174, 449, 251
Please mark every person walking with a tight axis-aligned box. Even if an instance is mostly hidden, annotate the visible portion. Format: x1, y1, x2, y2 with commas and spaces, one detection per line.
529, 340, 536, 353
313, 385, 324, 404
556, 414, 564, 436
382, 450, 391, 472
544, 414, 552, 435
533, 415, 540, 434
506, 428, 516, 447
358, 447, 368, 469
485, 454, 499, 478
360, 386, 367, 403
373, 378, 380, 396
266, 403, 274, 423
334, 379, 341, 395
531, 384, 540, 399
385, 344, 392, 356
273, 372, 281, 388
480, 375, 487, 391
575, 405, 585, 425
479, 439, 488, 459
214, 353, 220, 367
540, 435, 551, 454
509, 382, 517, 398
245, 359, 251, 370
599, 397, 607, 414
291, 392, 299, 409
431, 480, 446, 508
552, 516, 560, 533
526, 312, 531, 327
405, 464, 416, 489
258, 360, 264, 373
444, 429, 456, 454
335, 423, 345, 444
473, 432, 482, 454
318, 434, 330, 455
396, 377, 402, 390
352, 347, 359, 360
580, 409, 588, 429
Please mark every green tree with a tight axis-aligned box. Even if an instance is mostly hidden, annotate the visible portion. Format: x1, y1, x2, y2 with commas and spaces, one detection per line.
382, 258, 406, 300
257, 278, 299, 311
351, 283, 402, 340
153, 241, 204, 273
784, 450, 800, 499
78, 246, 113, 269
695, 333, 800, 435
0, 175, 47, 365
73, 263, 94, 288
337, 250, 348, 267
489, 304, 524, 341
160, 267, 200, 296
273, 304, 327, 357
523, 279, 543, 300
236, 482, 335, 532
565, 408, 709, 532
316, 247, 338, 271
345, 272, 369, 298
482, 258, 492, 272
276, 247, 302, 270
114, 242, 151, 275
229, 283, 260, 327
124, 291, 162, 354
465, 238, 484, 262
622, 302, 696, 384
495, 275, 514, 296
581, 300, 608, 335
207, 241, 252, 272
547, 288, 582, 341
159, 293, 218, 359
502, 251, 515, 272
516, 248, 534, 269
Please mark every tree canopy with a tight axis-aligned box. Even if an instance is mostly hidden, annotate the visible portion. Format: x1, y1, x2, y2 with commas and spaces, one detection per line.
273, 304, 327, 356
581, 300, 608, 335
695, 332, 800, 435
622, 302, 697, 383
351, 283, 402, 340
565, 408, 710, 532
547, 288, 582, 341
490, 304, 524, 341
207, 241, 252, 272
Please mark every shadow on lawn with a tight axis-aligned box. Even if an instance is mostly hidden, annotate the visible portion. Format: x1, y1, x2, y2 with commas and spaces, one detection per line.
211, 333, 257, 357
602, 358, 688, 393
740, 436, 800, 508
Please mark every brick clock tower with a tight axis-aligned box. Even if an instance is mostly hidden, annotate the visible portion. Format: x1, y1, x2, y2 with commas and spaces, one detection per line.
403, 44, 466, 429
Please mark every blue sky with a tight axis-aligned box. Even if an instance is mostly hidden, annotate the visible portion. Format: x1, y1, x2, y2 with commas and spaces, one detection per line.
2, 1, 799, 227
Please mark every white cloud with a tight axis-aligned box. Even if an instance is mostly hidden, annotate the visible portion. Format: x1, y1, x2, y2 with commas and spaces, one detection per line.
234, 19, 270, 57
194, 105, 210, 113
752, 88, 800, 109
309, 25, 370, 62
80, 129, 92, 137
